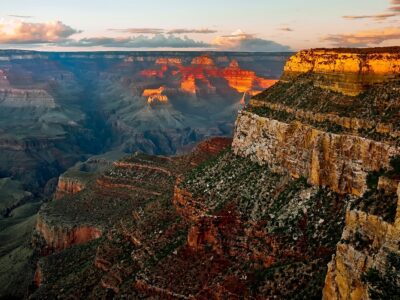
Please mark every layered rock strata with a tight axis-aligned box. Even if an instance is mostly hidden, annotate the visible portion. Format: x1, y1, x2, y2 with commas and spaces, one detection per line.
282, 48, 400, 96
233, 111, 399, 196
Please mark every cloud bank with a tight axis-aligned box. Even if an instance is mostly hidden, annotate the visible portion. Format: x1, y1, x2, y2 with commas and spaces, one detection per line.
343, 13, 398, 21
343, 0, 400, 20
390, 0, 400, 11
109, 27, 217, 35
167, 28, 217, 34
0, 21, 289, 51
322, 27, 400, 47
108, 28, 164, 34
0, 20, 79, 44
213, 30, 290, 52
60, 34, 210, 48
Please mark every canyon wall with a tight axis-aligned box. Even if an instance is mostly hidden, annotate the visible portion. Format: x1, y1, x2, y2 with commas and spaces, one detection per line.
281, 48, 400, 96
323, 183, 400, 299
232, 111, 399, 196
55, 176, 86, 199
35, 213, 102, 253
232, 47, 400, 299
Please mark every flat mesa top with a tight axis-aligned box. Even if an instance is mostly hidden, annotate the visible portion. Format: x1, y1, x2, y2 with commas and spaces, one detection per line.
308, 47, 400, 54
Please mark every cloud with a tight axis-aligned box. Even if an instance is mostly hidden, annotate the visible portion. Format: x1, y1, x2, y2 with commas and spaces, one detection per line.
278, 27, 294, 32
108, 28, 164, 34
213, 30, 290, 52
0, 20, 80, 44
166, 28, 217, 34
322, 27, 400, 47
390, 0, 400, 11
59, 34, 210, 48
108, 28, 217, 35
343, 0, 400, 21
8, 15, 33, 19
343, 13, 398, 21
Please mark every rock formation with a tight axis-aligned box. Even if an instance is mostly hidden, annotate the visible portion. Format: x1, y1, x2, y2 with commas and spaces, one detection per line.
142, 86, 169, 104
55, 176, 86, 199
282, 47, 400, 96
0, 88, 56, 108
180, 75, 197, 94
191, 55, 215, 66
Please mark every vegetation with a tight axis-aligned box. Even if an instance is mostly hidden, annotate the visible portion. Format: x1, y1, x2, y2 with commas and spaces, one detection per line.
181, 150, 350, 297
249, 74, 400, 145
362, 252, 400, 300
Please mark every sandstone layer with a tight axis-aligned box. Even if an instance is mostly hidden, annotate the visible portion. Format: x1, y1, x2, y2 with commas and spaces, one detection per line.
233, 111, 399, 196
282, 48, 400, 96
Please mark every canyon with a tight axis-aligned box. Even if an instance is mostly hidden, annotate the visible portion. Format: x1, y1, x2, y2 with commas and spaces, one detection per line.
0, 51, 289, 298
2, 47, 399, 299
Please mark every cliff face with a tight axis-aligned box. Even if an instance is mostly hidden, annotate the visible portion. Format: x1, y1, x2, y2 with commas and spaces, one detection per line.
233, 111, 399, 196
231, 47, 400, 299
282, 48, 400, 96
323, 183, 400, 300
35, 215, 102, 253
55, 176, 85, 199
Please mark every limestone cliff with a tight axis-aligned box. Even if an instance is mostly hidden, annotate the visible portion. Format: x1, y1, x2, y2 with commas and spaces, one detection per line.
233, 111, 399, 196
35, 214, 102, 253
55, 176, 86, 199
282, 47, 400, 96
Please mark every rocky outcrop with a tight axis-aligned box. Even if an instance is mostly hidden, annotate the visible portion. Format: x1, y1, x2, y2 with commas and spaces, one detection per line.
0, 88, 56, 108
323, 183, 400, 299
191, 55, 215, 66
282, 48, 400, 96
223, 60, 277, 94
35, 213, 102, 253
156, 58, 182, 65
180, 75, 197, 94
233, 111, 399, 196
142, 86, 169, 104
55, 176, 86, 199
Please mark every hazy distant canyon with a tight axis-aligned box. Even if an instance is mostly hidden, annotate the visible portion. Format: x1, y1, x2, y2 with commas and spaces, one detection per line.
0, 51, 289, 197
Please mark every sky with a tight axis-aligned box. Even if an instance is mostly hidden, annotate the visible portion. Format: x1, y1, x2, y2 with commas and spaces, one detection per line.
0, 0, 399, 52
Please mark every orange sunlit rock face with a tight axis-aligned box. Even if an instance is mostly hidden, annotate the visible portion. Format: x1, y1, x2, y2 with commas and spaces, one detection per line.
156, 58, 182, 65
282, 48, 400, 96
140, 65, 168, 78
148, 94, 169, 104
55, 177, 85, 199
222, 60, 277, 94
142, 86, 169, 104
142, 86, 165, 97
191, 55, 215, 66
180, 75, 197, 94
137, 57, 277, 98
